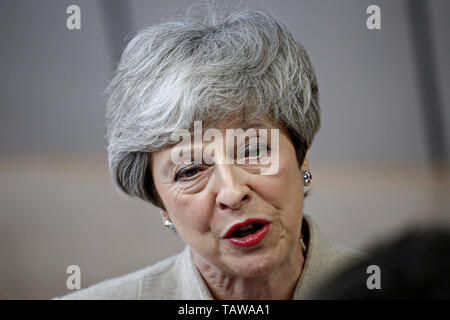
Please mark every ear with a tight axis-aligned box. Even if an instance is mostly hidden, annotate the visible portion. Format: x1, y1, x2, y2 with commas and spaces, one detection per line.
301, 150, 310, 172
159, 208, 170, 225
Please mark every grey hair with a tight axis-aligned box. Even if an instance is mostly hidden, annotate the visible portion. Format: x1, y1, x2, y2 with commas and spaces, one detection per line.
106, 3, 321, 207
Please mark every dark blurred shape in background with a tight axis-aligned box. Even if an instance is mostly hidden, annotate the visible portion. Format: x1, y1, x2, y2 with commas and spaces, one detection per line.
312, 220, 450, 299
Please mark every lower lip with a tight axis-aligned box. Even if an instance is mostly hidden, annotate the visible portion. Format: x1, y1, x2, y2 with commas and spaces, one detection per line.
226, 224, 271, 247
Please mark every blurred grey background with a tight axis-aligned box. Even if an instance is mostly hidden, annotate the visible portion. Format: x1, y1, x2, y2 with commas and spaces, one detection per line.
0, 0, 449, 299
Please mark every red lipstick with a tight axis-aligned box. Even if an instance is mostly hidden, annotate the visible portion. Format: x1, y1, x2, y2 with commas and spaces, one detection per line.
223, 219, 271, 247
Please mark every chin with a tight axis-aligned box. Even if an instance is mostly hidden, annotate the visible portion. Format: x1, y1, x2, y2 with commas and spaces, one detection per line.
226, 251, 283, 278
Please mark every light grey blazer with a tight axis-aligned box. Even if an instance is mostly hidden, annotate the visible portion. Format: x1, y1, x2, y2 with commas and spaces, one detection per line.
55, 214, 364, 299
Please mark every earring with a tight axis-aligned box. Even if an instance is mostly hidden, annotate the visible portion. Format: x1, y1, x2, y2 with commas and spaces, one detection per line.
164, 220, 176, 233
302, 170, 312, 186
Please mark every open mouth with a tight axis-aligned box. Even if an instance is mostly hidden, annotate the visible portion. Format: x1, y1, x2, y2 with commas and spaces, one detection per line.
231, 223, 264, 238
224, 219, 271, 247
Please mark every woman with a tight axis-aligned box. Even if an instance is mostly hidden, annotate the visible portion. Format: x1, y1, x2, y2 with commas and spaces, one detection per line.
60, 6, 363, 300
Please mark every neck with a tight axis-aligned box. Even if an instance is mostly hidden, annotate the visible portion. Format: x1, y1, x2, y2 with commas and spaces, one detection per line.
194, 243, 305, 300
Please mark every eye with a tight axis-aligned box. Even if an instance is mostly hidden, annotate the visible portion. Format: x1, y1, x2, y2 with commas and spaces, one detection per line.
243, 142, 269, 158
175, 165, 203, 181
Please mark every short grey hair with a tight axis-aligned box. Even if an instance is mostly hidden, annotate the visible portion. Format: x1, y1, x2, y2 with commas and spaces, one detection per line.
106, 4, 321, 208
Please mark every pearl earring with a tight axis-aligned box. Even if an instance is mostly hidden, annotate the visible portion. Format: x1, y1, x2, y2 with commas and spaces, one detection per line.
164, 220, 176, 233
302, 170, 312, 186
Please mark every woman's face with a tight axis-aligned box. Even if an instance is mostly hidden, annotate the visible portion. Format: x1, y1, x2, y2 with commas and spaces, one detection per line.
151, 117, 308, 277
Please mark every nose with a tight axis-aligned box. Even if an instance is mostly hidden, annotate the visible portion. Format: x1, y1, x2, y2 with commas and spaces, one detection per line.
214, 164, 250, 211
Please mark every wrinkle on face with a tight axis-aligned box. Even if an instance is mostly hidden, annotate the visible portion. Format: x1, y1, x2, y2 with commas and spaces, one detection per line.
150, 116, 307, 298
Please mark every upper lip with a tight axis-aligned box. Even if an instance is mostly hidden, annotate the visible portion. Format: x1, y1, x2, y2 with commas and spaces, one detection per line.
223, 218, 271, 238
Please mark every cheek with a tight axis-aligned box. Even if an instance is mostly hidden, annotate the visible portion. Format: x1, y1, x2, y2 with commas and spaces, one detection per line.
161, 188, 214, 235
255, 155, 304, 210
282, 162, 304, 203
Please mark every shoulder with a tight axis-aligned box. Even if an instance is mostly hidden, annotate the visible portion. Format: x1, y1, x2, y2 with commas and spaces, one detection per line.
334, 244, 368, 261
304, 214, 367, 269
330, 243, 369, 270
294, 214, 368, 299
306, 215, 367, 274
54, 251, 182, 300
